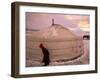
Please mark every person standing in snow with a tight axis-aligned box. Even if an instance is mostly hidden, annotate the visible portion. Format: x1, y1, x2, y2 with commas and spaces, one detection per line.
39, 43, 50, 66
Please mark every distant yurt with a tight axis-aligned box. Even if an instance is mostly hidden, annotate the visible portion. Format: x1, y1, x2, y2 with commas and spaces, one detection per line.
26, 19, 84, 66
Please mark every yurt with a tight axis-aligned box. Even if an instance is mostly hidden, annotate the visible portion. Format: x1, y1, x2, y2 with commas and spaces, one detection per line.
26, 19, 84, 66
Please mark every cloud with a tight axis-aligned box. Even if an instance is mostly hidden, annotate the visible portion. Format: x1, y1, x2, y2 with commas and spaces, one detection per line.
65, 15, 89, 21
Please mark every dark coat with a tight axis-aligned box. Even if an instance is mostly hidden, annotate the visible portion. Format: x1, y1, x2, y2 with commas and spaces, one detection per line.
41, 47, 50, 66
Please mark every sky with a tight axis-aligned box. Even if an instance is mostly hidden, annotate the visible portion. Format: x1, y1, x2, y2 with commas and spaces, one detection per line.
26, 12, 89, 32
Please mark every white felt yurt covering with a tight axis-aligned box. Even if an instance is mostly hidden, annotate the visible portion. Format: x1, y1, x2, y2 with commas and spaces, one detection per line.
26, 22, 84, 65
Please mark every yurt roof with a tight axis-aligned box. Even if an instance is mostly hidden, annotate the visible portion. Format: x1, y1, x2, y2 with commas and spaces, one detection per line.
42, 24, 78, 39
27, 23, 82, 41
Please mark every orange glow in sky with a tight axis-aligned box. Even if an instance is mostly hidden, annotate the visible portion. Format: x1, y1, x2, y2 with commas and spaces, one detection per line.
65, 15, 89, 31
78, 21, 89, 31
